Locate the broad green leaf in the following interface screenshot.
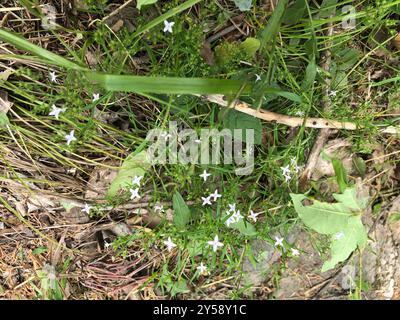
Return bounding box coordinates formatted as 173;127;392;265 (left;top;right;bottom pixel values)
0;112;10;128
240;37;260;57
332;187;368;212
291;187;368;272
231;219;258;236
290;188;368;234
233;0;253;11
137;0;158;10
283;0;307;25
259;0;289;49
107;150;150;198
223;109;262;145
332;158;348;193
322;217;367;272
225;215;257;237
172;192;191;228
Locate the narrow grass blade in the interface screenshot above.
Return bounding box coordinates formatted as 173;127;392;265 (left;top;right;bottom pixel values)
86;73;252;95
132;0;202;38
0;29;86;70
259;0;288;49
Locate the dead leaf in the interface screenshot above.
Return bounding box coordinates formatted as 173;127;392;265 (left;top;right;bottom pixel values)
200;42;215;65
311;138;354;181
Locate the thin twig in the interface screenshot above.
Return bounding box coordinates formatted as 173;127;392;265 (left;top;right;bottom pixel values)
201;94;399;134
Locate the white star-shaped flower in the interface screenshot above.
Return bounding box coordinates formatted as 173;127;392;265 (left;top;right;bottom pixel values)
284;173;292;182
274;236;284;247
255;74;261;82
334;231;345;240
225;215;236;227
227;203;236;213
291;248;300;256
248;210;260;222
163;20;175;33
93;93;100;102
207;235;224;252
164;237;176;252
81;203;91;214
154;204;164;213
49;104;65;119
281;165;291;176
210;189;221;201
199;169;211;182
329;90;337;97
65;130;77;145
201;196;212;206
49;71;57;83
197;262;208;275
130;188;141;200
232;210;243;223
132;175;143;187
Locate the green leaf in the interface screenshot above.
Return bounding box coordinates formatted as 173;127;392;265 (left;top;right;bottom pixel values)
332;158;348;193
301;55;317;90
231;219;258;236
333;48;360;71
0;29;85;70
290;187;368;272
172;192;191;228
259;0;289;49
32;247;48;255
233;0;253;11
223;109;262;145
137;0;158;10
107;150;150;198
319;0;338;18
0;112;10;128
353;156;366;177
283;0;307;25
322;217;367;272
224;214;257;237
240;37;260;57
87;73;253;95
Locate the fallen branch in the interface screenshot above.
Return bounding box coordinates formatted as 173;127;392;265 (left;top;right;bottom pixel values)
202;94;399;135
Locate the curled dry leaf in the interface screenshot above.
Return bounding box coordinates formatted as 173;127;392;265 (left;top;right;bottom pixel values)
311;138;354;181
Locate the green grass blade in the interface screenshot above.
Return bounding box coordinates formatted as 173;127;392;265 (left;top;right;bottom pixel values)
132;0;202;38
86;73;251;95
259;0;289;49
0;29;86;70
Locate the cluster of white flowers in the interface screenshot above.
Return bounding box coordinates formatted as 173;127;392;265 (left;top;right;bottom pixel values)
280;157;304;182
130;175;143;200
274;235;300;256
201;189;221;206
163;234;224;276
225;203;244;227
48;71;102;146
